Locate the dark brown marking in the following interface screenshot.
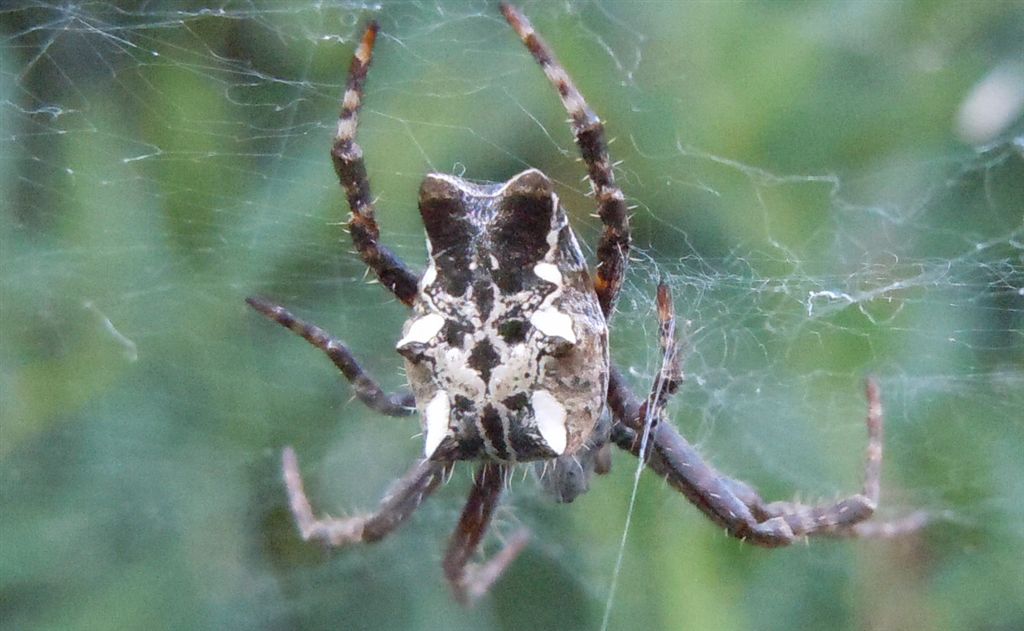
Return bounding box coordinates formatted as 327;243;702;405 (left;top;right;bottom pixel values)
442;319;470;348
419;178;475;295
493;174;555;292
468;338;500;384
480;404;510;460
497;319;528;344
473;277;495;320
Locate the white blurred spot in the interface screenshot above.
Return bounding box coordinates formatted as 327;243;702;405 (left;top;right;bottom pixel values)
956;63;1024;145
341;89;360;111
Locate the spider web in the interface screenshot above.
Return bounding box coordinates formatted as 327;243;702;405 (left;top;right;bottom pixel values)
2;2;1023;630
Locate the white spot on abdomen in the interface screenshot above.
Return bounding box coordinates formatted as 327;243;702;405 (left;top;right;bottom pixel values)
421;260;437;288
397;313;444;348
533;262;562;285
424;390;450;457
530;308;576;344
531;389;567;455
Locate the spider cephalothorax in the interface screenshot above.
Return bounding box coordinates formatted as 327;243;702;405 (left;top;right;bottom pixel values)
401;171;608;462
247;3;927;606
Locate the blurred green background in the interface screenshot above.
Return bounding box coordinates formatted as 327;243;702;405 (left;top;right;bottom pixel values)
2;1;1023;630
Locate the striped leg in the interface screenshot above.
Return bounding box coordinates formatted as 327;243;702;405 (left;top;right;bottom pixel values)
607;281;685;435
637;282;684;426
283;447;447;546
443;464;530;606
332;22;420;305
501;3;631;319
247;296;415;417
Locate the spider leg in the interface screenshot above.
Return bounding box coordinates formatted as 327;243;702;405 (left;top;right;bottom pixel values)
610;370;923;545
607;282;922;544
721;409;932;540
609;417;789;546
740;493;933;539
247;296;415;417
642;282;685;424
612;282;686;433
607;283;782;540
732;380;886;540
332;21;419;305
283;447;448;546
501;3;630;319
443;463;530;606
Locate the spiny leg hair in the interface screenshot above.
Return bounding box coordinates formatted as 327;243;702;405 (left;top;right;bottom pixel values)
443;463;530;606
501;3;631;319
283;447;448;546
332;21;420;305
247;296;415;417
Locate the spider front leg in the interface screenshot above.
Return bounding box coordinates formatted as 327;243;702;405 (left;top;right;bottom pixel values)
443;464;530;606
332;21;419;305
283;447;448;546
246;296;415;417
502;3;631;319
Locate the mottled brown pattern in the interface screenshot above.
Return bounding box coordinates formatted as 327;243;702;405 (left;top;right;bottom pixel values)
401;170;608;463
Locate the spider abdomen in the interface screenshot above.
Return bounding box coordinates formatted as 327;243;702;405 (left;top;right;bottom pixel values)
398;170;609;462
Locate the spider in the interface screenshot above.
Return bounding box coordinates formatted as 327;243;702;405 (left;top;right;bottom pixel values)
248;3;926;605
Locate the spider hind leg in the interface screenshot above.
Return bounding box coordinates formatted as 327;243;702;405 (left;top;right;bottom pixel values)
282;447;448;546
443;464;530;606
